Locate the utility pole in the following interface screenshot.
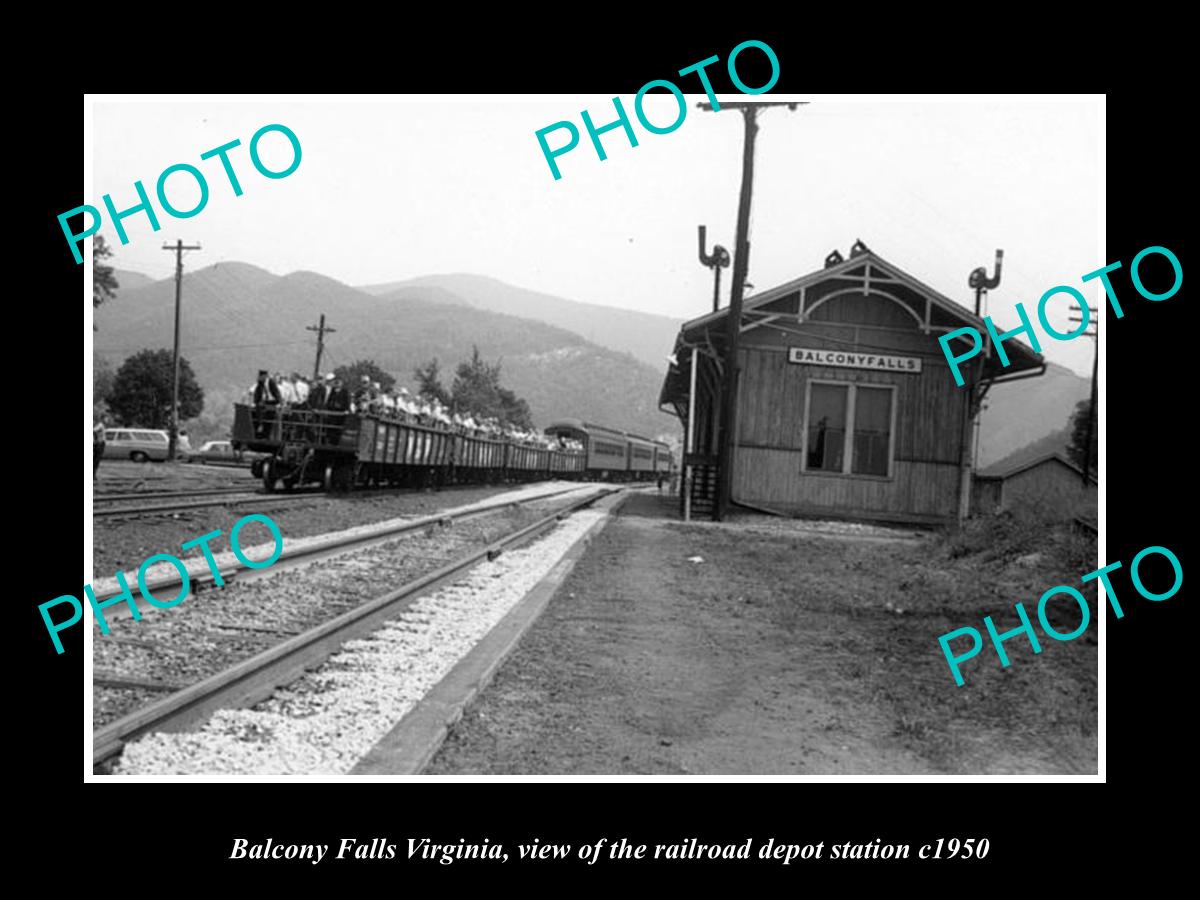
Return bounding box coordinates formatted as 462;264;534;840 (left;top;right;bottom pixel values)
307;313;336;380
162;239;201;461
700;100;802;521
1070;306;1099;486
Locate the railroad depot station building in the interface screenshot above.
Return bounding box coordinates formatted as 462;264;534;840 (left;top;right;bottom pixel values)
659;243;1045;524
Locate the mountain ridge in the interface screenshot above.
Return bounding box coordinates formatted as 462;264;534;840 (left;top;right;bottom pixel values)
96;264;677;442
359;272;683;371
98;263;1091;464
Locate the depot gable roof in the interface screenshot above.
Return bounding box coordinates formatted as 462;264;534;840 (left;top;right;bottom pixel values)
660;247;1045;412
689;250;1032;349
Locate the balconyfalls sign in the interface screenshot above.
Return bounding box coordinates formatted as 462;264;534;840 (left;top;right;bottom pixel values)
787;347;923;373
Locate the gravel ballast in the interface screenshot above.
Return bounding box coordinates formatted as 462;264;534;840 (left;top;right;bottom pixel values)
112;507;607;775
92;480;585;576
91;480;594;597
93;483;609;729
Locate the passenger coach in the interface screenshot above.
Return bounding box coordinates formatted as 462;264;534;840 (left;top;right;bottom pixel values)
543;419;672;481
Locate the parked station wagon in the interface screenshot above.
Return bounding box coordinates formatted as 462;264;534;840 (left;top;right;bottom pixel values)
103;428;170;462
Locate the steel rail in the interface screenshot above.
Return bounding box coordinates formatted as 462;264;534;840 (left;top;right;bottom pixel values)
92;486;620;770
95;487;256;502
93;492;323;518
93;479;586;518
89;483;598;607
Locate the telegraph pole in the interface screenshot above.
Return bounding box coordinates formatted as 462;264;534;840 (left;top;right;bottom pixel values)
1069;306;1099;486
307;314;336;380
162;239;201;461
700;100;802;521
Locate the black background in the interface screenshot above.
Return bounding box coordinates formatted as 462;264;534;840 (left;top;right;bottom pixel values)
19;23;1189;887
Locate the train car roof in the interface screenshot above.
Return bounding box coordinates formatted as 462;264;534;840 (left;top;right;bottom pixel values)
545;419;630;438
543;418;588;433
545;420;669;448
626;431;670;448
583;421;631;436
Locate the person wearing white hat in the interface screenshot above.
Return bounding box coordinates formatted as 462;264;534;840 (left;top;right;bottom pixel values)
276;371;296;406
292;372;310;406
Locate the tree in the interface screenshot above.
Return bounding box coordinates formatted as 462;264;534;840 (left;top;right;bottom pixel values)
1066;398;1097;476
94;354;116;406
497;386;533;429
333;359;395;393
108;349;204;429
93;235;119;309
93;353;116;422
413;358;451;405
450;345;533;427
452;346;501;416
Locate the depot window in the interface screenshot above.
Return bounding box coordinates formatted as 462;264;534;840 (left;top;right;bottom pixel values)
803;381;896;478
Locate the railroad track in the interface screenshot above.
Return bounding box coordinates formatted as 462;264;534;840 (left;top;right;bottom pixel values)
93;480;579;519
90;482;600;611
93;491;326;518
92;484;620;771
95;487;255;502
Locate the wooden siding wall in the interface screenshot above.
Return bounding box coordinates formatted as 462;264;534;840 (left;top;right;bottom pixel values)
971;479;1003;516
1002;460;1097;517
736;345;966;464
734;453;961;521
730;290;970;521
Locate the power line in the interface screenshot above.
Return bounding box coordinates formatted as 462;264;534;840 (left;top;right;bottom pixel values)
162;240;201;461
699;100;804;522
306;314;336;380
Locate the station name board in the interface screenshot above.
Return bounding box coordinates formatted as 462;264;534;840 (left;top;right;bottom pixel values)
787;347;922;373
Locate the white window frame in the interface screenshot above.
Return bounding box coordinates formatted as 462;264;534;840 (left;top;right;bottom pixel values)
800;379;898;480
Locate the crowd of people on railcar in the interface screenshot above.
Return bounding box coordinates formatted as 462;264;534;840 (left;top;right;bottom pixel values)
245;369;582;450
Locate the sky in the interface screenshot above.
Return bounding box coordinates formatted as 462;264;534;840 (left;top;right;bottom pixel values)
90;96;1101;376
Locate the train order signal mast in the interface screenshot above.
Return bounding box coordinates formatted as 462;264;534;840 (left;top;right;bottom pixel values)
699;100;804;521
960;250;1003;521
697;225;730;314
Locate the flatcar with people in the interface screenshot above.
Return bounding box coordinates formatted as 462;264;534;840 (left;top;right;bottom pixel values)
232;403;588;492
231;405;673;492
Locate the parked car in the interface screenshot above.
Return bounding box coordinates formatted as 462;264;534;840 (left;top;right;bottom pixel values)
103;428;171;462
192;440;244;463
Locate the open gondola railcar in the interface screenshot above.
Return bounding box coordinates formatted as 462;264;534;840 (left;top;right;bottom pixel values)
232;403;585;491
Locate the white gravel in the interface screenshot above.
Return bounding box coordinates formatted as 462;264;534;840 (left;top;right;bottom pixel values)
676;514;922;542
114;507;607;775
90;480;598;599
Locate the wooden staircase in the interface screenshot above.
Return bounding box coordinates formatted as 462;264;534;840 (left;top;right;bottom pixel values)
683;454;718;520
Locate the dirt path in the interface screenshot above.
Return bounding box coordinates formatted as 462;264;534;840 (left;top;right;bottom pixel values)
426;495;1097;775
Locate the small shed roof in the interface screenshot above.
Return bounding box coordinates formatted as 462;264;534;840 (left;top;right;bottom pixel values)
976;448;1096;484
